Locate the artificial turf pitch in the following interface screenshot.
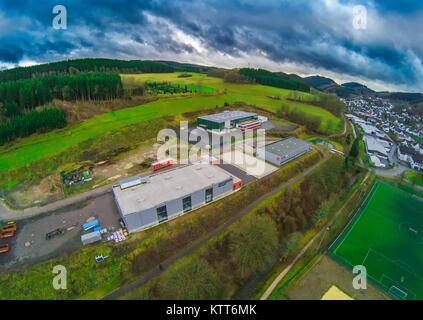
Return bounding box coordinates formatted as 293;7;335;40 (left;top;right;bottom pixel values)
330;181;423;300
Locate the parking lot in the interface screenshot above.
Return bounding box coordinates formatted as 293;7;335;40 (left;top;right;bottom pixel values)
0;192;120;269
220;149;278;179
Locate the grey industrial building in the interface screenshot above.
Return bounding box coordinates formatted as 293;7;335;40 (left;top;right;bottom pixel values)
197;110;258;131
257;137;311;166
112;164;234;233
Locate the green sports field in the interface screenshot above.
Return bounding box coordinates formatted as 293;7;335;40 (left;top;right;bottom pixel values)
330;181;423;300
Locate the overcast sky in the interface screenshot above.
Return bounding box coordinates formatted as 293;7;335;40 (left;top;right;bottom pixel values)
1;0;422;92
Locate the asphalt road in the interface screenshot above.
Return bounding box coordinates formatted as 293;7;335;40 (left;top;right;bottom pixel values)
217;163;257;184
0;184;112;221
373;163;409;178
103;154;330;300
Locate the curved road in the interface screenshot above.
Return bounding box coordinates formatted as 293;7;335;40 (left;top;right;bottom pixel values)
373;164;409;178
103;154;331;300
328;116;347;139
0;184;112;221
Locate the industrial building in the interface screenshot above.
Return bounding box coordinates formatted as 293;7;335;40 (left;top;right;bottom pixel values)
112;164;236;233
363;135;389;159
197;110;259;131
256;137;311;166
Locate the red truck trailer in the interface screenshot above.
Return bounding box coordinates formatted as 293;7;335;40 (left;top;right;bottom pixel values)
151;158;173;171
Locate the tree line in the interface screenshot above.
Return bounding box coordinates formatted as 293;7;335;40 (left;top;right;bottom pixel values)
0;108;67;145
277;103;323;132
0;73;123;118
239;68;311;92
0;58;174;83
146;82;192;94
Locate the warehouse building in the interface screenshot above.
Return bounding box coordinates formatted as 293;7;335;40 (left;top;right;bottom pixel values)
197;110;258;131
256;137;311;166
363;135;389;158
112;164;235;233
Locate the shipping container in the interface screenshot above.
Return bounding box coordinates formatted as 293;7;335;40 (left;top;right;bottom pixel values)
82;219;99;231
81;231;102;245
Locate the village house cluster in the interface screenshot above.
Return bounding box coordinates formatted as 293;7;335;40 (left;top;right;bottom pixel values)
344;96;422;171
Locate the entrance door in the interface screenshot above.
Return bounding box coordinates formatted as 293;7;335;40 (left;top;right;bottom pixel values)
205;188;213;203
156;205;168;223
182;196;192;212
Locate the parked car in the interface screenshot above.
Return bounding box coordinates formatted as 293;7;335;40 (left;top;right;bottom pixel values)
0;244;10;254
0;230;15;239
45;228;65;240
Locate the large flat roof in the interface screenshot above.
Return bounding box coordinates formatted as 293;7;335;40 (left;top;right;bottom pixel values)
113;164;233;216
262;137;310;157
198;110;257;123
364;135;388;156
360;123;379;135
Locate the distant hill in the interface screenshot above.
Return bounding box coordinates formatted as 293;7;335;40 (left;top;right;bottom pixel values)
0;58;213;83
303;75;336;88
240;68;311;92
154;60;214;73
1;58;421;103
301;76;352;97
388;92;423;104
341;82;375;95
301;76;423;106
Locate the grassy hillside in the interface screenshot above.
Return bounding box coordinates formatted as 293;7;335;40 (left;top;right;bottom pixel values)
122;73;340;128
0;72;341;184
0;94;229;173
404;170;423;187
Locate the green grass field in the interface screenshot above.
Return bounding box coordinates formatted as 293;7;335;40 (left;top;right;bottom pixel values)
330;181;423;300
0;94;228;173
0;72;341;176
404;170;423;188
123;73;340;128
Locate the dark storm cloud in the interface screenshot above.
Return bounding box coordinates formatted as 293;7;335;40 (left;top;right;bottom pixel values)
0;0;422;91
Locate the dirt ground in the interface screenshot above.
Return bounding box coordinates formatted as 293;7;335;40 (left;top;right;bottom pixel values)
92;144;159;185
286;255;389;300
7;174;64;208
0;193;120;270
6;143;159;208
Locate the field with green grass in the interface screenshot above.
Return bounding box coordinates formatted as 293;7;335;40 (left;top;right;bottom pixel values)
404;170;423;188
123;73;340;130
0;72;341;188
330;181;423;300
0;94;229;174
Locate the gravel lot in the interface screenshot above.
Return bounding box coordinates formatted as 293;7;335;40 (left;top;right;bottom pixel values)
0;192;120;269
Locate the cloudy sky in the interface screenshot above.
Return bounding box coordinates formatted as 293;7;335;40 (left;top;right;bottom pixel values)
1;0;422;92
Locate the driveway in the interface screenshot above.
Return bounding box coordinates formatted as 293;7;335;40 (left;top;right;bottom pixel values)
0;184;112;222
217;163;257;185
220;149;278;178
0;193;120;269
